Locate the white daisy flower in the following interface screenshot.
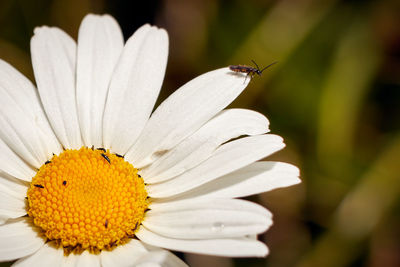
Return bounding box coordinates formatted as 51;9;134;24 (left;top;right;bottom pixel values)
0;14;300;266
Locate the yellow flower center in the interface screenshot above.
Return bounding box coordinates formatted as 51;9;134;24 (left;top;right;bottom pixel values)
26;147;148;254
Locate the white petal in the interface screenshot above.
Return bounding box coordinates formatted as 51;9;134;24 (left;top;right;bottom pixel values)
31;26;82;149
75;251;100;267
76;14;124;148
0;60;62;168
0;218;44;261
0;175;28;224
150;198;271;216
0;173;28;196
137;227;269;257
135;250;188;267
144;199;272;239
0;138;36;181
103;24;169;154
142;108;270;183
147;134;285;198
144;210;268;240
165;161;301;201
125;67;250;168
13;242;63;267
100;239;148;267
62;252;79;267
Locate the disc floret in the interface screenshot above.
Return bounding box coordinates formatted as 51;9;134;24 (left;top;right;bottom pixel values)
27;147;148;253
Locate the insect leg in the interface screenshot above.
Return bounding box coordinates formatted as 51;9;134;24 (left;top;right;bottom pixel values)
244;72;250;84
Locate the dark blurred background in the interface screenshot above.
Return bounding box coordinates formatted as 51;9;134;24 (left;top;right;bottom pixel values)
1;0;400;266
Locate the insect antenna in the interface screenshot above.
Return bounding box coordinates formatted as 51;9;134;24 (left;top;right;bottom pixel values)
260;61;278;73
251;60;260;71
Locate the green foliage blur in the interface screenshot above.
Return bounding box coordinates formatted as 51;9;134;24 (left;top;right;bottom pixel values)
0;0;399;266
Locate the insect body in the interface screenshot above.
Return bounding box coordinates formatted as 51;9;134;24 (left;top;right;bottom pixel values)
34;184;44;188
101;153;111;164
229;60;276;83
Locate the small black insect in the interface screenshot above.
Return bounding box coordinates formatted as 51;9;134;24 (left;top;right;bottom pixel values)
138;174;142;178
229;60;277;83
97;148;106;152
45;160;51;165
101;153;111;164
62;181;67;186
105;219;108;228
34;184;44;188
115;153;124;158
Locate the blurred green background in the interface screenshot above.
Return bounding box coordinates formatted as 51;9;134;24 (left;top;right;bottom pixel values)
0;0;399;266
